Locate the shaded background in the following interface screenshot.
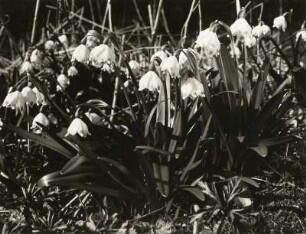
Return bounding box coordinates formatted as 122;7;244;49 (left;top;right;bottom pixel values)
0;0;305;41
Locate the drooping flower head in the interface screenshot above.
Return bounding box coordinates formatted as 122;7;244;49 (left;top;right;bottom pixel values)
89;44;116;72
71;44;90;64
195;28;221;59
66;118;90;138
273;15;287;32
32;87;46;105
32;112;50;134
244;36;256;48
21;86;37;106
181;78;205;100
30;49;44;69
20;61;34;75
57;74;70;91
160;56;180;77
68;65;79;77
58;35;69;49
296;30;306;42
44;40;55;52
2;91;25;114
126;60;140;76
139;71;162;93
81;30;103;50
150;50;168;64
252;22;271;38
230;18;252;40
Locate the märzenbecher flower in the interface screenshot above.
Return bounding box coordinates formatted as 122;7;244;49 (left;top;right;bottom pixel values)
66;118;90;138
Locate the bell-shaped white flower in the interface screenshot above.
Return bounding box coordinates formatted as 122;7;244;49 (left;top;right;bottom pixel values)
30;49;44;69
150;50;168;64
139;71;162;93
127;60;140;76
89;44;116;69
71;44;90;64
230;18;252;40
252;23;271;38
20;61;34;75
273;15;287;32
85;112;102;125
32;112;50;134
230;46;241;59
235;197;253;207
244;36;256;48
32;87;45;105
160;56;180;77
44;40;55;52
68;65;79;77
21;86;37;106
58;35;69;49
195;29;221;59
181;78;204;100
2;91;25;114
66;118;90;138
57;74;70;91
178;49;200;70
296;30;306;42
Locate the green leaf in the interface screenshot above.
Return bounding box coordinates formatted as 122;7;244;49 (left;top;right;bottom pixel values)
180;187;205;201
5;124;73;159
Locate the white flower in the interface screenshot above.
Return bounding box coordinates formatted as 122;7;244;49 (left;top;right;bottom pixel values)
89;44;116;69
2;91;25;114
58;35;69;49
138;71;162;93
244;36;256;48
181;78;204;100
101;62;114;73
57;74;70;91
230;18;252;39
21;86;37;106
273;15;287;32
32;87;45;105
68;65;79;77
44;40;55;52
32;113;50;134
30;49;44;69
20;61;33;75
235;197;252;207
150;50;168;64
252;23;271;38
195;29;221;59
127;60;140;76
85;112;102;125
160;56;180;77
71;44;90;64
178;49;200;70
230;46;241;58
66;118;90;138
296;30;306;42
83;30;102;50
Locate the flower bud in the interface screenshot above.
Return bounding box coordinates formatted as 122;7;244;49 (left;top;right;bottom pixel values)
32;112;50;134
181;78;204;100
160;56;180;78
85;112;102;125
71;44;90;64
139;71;162;93
21;86;37;106
2;91;25;114
66;118;90;138
127;60;140;76
296;30;306;42
44;40;55;52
